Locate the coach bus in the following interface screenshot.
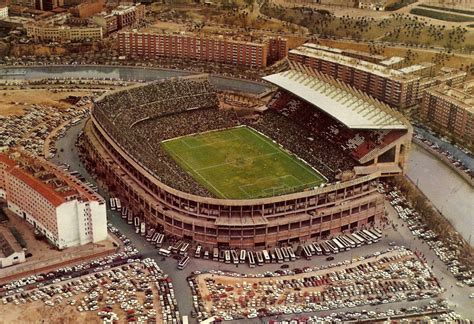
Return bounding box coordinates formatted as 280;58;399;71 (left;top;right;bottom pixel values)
239;250;246;264
133;217;139;228
158;248;171;257
313;243;323;256
248;251;256;268
363;229;379;243
212;248;219;261
343;235;357;248
127;212;133;225
287;247;296;261
275;248;283;263
326;240;339;254
368;228;382;240
281;247;290;262
255;251;264;265
115;198;121;212
156;234;164;247
307;243;315;255
348;233;362;247
352;232;367;245
178;256;190;270
262;250;271;264
319;242;330;255
270;251;277;263
224;250;231;264
302;246;312;260
332;238;346;251
146;228;155;241
231;250;239;264
195;245;202;258
121;206;128;219
151;233;160;245
180;243;190;256
357;231;372;244
110;198;116;211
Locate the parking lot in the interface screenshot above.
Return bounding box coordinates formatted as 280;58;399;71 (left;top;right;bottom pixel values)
188;248;442;321
0;259;177;323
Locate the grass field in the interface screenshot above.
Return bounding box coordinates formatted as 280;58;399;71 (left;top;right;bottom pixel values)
410;8;474;22
161;127;326;199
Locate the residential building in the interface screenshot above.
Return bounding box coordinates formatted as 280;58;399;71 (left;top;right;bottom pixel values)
118;31;288;68
0;6;9;18
112;4;144;29
26;23;103;40
421;83;474;148
288;43;421;109
0;151;107;249
69;0;105;18
91;13;118;34
0;227;25;268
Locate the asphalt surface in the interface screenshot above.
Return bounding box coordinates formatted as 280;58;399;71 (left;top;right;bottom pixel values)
52;120;474;322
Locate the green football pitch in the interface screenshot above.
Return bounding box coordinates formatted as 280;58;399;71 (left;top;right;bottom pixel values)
161;126;326;199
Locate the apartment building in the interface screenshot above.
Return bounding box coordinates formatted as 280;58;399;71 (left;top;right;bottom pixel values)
288;43;421;109
112;4;144;29
0;151;107;249
118;31;288;68
0;6;9;18
421;83;474;148
26;23;102;40
69;0;105;18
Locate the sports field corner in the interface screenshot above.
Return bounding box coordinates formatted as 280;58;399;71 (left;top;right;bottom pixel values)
161;126;326;199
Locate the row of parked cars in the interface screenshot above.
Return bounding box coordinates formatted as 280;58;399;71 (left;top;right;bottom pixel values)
187;247;443;321
384;186;473;286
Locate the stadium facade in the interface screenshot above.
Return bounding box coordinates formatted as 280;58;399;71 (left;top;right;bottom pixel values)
81;72;412;249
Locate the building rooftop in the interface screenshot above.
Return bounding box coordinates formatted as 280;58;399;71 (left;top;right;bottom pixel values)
263;64;408;130
0;152;104;207
290;43;419;81
429;85;474;114
0;228;23;258
379;56;404;66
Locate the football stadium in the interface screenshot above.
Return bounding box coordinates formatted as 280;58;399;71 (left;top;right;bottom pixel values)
81;64;413;248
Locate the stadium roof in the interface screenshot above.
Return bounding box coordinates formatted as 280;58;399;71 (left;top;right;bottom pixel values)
263;67;408;130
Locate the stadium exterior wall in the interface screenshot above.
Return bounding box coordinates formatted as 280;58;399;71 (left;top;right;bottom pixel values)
81;116;385;249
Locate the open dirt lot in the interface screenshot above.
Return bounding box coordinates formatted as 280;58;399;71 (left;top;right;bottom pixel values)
0;89;89;116
0;206;116;282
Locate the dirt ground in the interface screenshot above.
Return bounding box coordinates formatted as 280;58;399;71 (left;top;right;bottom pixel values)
0;206;116;281
0;89;89;116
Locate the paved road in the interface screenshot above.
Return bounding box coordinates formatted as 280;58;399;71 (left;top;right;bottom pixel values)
52;120;474;322
407;144;474;243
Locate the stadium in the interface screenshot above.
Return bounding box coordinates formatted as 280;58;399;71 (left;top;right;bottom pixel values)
81;64;412;248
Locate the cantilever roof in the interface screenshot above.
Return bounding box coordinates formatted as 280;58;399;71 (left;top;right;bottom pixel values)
263;68;407;130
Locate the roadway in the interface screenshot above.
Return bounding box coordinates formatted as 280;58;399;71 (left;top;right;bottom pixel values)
52;119;474;322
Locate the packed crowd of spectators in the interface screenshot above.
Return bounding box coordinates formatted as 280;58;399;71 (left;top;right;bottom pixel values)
269;90;404;161
92;78;367;197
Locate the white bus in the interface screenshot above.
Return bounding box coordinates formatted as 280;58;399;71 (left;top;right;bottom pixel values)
212;248;219;261
281;247;290;262
326;240;339;254
239;250;246;264
127;212;133;225
182;315;189;324
134;217;140;228
156;234;164;247
121;206;128;219
146;228;155;241
343;235;358;248
151;232;160;245
262;250;271;264
275;248;283;263
368;228;382;240
352;232;366;245
114;198;121;211
231;250;239;264
357;231;373;244
363;229;379;242
178;256;190;270
224;250;231;264
195;245;202;258
332;238;347;251
179;243;190;256
313;243;323;256
109;198;116;211
255;251;264;265
140;222;146;236
287;246;296;261
307;243;315;255
158;248;171;257
302;246;312;260
320;242;331;255
247;251;256;268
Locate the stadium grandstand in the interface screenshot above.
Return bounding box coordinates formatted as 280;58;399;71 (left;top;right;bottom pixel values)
81;72;412;248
